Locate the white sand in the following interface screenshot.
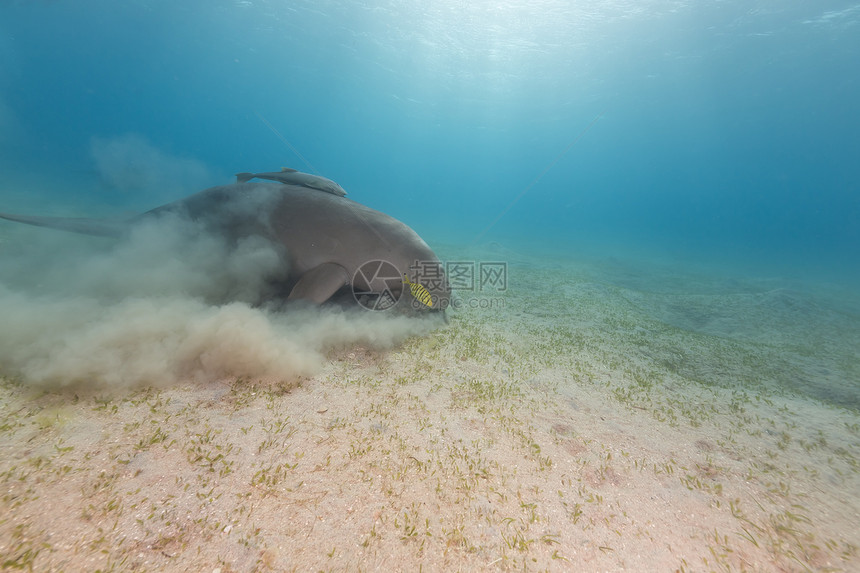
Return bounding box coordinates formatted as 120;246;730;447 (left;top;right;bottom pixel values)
1;248;858;572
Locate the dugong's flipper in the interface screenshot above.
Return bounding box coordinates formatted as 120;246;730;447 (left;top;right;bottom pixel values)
286;262;350;304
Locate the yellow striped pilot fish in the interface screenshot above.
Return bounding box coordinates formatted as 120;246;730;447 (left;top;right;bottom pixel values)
402;274;433;308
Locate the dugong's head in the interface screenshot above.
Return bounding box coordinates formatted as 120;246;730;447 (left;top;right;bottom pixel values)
349;240;450;317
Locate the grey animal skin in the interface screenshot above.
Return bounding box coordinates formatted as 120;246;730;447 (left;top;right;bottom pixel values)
0;182;450;315
236;168;347;197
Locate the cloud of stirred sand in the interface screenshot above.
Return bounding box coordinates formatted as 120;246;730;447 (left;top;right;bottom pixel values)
90;134;214;203
0;213;438;390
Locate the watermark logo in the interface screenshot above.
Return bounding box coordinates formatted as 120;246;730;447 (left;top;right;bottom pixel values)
351;259;403;311
445;261;507;292
351;259;509;311
444;261;508;310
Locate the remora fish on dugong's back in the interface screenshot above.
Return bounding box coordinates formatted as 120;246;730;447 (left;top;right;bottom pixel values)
0;179;450;315
236;167;347;197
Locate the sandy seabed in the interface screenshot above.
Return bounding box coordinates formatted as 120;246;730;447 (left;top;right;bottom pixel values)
1;246;859;572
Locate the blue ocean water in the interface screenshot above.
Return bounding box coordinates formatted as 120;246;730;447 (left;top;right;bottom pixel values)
1;0;858;280
3;6;860;570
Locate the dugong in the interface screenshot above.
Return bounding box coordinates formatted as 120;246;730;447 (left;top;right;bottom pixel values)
0;180;450;315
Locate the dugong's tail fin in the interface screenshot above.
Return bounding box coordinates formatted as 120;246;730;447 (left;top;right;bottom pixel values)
235;172;254;183
0;212;126;238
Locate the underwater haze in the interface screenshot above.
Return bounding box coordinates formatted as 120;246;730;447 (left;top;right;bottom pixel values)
4;3;860;571
1;0;858;282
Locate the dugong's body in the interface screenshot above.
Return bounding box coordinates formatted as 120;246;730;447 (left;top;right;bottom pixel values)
0;181;450;315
